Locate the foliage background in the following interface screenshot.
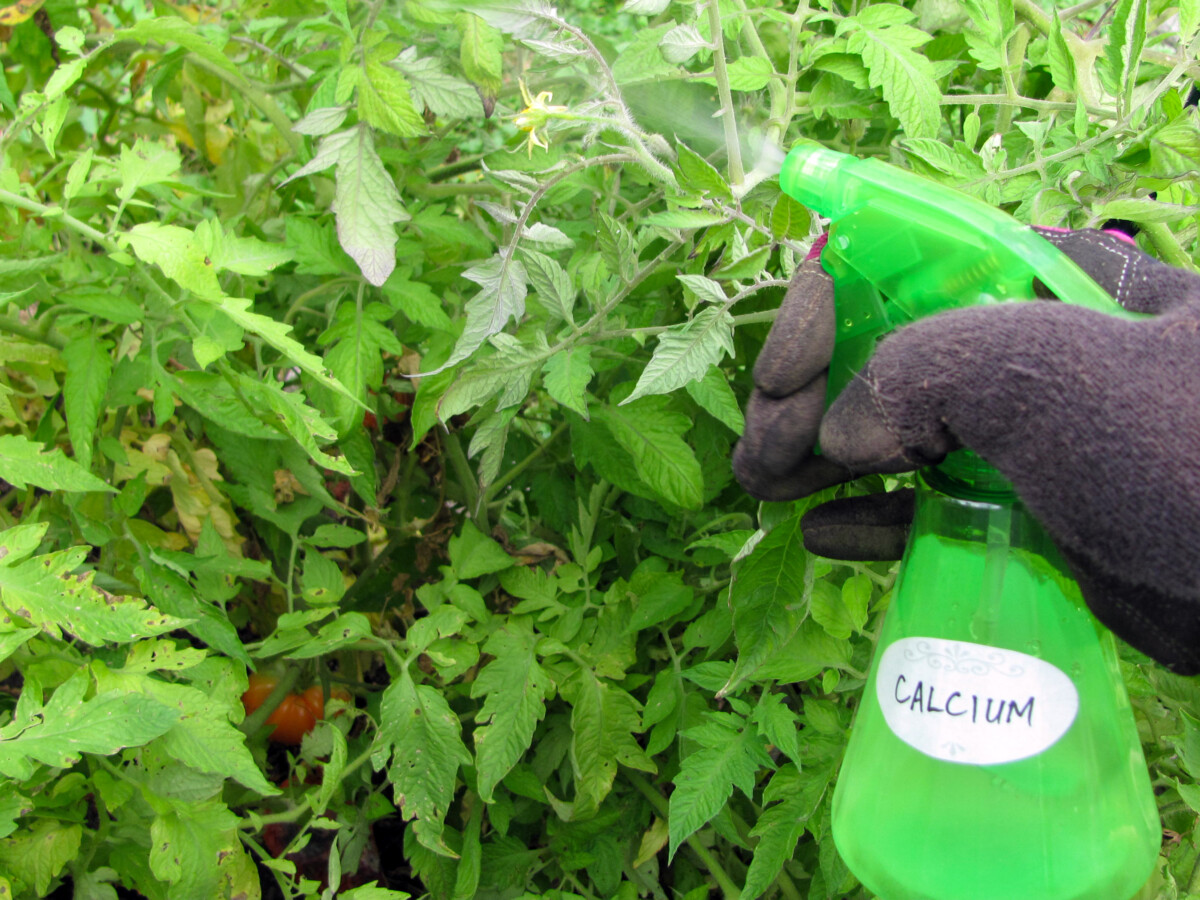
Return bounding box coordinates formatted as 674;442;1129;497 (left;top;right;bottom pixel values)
0;0;1199;897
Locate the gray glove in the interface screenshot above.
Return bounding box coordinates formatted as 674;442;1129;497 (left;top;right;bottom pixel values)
733;229;1200;674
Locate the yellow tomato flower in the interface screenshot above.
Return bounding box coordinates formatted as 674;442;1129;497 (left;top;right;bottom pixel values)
513;79;567;157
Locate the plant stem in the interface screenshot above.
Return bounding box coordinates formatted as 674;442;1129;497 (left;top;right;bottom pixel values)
481;421;567;507
0;189;113;247
1141;222;1199;272
941;93;1114;118
707;0;745;187
625;772;741;900
443;430;480;522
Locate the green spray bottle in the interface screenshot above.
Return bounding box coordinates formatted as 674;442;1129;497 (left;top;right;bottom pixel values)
777;144;1160;900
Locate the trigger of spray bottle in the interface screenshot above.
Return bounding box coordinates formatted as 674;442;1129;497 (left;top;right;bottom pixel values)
776;145;1159;900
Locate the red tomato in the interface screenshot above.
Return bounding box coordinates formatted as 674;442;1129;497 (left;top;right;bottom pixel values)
242;675;329;746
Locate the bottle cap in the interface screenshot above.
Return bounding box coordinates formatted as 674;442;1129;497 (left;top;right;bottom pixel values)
925;449;1015;501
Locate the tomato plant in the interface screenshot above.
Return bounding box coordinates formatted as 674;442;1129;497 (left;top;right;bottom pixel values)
243;676;330;745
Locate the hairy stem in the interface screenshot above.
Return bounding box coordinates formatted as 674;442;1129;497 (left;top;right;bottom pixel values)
707;0;745;186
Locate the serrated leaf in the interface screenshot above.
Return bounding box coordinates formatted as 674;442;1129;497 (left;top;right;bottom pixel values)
643;209;729;229
597;214;638;282
668;714;770;859
810;579;859;639
0;547;185;645
161;711;279;795
458;12;504;96
119;17;238;75
377;671;473;855
218;297;359;407
845;20;940;138
330;126;410;286
1095;197;1199;224
623;306;734;404
149;800;241;899
724;512;809;692
449;520;513;579
0;435;114;493
594;397;704;509
697;56;774;91
1047;12;1077;94
660;23;709;64
393;48;482;118
359;57;427;137
570;670;655;815
0;676;179;779
624;0;670;12
770;193;811;241
122;223;224;300
62;336;112;471
471;623;552;802
0;821;82;896
1102;0;1147;107
431;252;527;373
522;249;576;325
675;141;732;199
293;105;349;136
740;764;832;900
677;274;728;305
685;366;744;434
542;346;593;418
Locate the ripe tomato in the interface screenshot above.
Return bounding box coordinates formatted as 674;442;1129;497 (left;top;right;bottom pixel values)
242;675;333;746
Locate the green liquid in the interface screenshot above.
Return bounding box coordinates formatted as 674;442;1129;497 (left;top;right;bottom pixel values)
832;505;1158;900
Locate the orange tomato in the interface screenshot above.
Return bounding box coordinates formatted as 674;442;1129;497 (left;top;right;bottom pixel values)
242;675;334;746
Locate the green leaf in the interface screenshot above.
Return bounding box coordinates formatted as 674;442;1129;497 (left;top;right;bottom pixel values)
677;274;728;305
458;13;503;97
434;252;528;373
119;17;238;75
449;520;514;579
597;214;638;283
471;623;553;802
0;675;179;780
810;579;863;640
543;346;593;418
594;397;704;510
1102;0;1147;106
724;514;809;692
0;546;185;645
753;691;802;767
62;336;112;471
843;17;940;138
149;800;241;899
623;306;735;404
659;23;709;64
198;221;294;276
114;139;183;202
0;820;82;896
696;56;774;91
626;571;695;633
0;435;114;493
122;223;223;300
569;670;655;815
1046;12;1077;94
393;48;482;118
642;209;729;229
359;56;427;137
218;298;359;408
675;141;732;200
160;711;279;795
1094;197;1199;224
331;126;410;287
740;764;833;900
377;671;473;856
770;193;811;241
523;249;577;325
668;713;771;859
685;366;744;434
285;217;355;276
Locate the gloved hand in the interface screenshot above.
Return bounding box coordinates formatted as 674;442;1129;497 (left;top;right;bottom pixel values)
732;229;1200;674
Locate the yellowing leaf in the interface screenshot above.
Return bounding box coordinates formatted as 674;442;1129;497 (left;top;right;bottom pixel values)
0;0;45;26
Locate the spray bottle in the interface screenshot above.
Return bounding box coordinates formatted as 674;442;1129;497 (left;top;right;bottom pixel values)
777;144;1160;900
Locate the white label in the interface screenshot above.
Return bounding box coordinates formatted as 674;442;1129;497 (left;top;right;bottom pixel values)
875;637;1079;765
